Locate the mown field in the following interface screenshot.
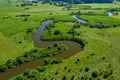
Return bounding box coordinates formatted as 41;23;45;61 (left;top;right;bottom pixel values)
0;0;120;80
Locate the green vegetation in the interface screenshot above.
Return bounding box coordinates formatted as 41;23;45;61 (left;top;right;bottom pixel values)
0;44;67;72
0;1;66;66
41;0;114;4
78;15;120;28
0;0;120;80
0;32;21;65
42;22;74;40
49;15;76;22
11;25;120;80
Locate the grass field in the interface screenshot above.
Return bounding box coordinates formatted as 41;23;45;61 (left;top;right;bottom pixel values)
78;15;120;26
11;25;120;80
0;32;22;65
42;22;74;40
0;0;120;80
0;1;66;65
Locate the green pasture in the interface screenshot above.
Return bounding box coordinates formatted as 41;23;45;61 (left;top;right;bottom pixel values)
0;0;120;80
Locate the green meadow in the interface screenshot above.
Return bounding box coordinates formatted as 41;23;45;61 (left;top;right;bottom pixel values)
78;15;120;26
0;32;21;64
0;0;120;80
0;2;65;65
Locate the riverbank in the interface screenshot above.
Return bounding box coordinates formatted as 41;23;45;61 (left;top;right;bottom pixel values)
0;19;83;80
1;2;120;80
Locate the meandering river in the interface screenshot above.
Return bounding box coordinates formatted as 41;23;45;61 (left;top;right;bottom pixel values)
72;15;87;23
0;12;113;80
0;18;83;80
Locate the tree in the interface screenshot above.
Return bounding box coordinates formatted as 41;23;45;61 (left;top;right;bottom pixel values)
0;65;8;72
41;0;114;4
8;0;11;4
62;76;67;80
54;30;61;35
92;71;98;78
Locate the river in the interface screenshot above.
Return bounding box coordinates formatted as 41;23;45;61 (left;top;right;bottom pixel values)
0;19;83;80
108;12;113;16
72;15;87;23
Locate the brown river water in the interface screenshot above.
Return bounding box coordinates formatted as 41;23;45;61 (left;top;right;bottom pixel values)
0;20;82;80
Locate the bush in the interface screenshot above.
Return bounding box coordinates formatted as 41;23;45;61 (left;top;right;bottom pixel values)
16;57;25;64
36;66;46;72
14;75;27;80
92;71;98;78
44;58;62;65
103;70;113;79
46;22;55;30
70;75;75;80
0;65;8;72
0;44;67;72
24;17;28;21
54;30;61;35
6;60;14;68
62;76;67;80
27;28;33;33
84;67;89;72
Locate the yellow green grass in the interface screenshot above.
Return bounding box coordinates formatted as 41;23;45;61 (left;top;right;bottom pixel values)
0;32;22;65
0;1;120;80
78;15;120;26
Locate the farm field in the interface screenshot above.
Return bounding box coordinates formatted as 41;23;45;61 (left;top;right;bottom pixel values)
0;0;120;80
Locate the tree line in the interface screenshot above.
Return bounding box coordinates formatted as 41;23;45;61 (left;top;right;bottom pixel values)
41;0;114;4
0;44;67;72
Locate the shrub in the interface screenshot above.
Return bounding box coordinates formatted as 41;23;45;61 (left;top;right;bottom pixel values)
70;75;75;80
55;71;58;75
68;69;71;73
0;65;8;72
62;76;67;80
15;75;27;80
44;58;62;65
103;70;113;79
6;60;14;68
64;66;67;70
0;44;67;72
36;66;46;72
24;17;28;21
16;57;25;64
54;30;61;35
92;71;98;78
84;67;89;72
27;28;33;33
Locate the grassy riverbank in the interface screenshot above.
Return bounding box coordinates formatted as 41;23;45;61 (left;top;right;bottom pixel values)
11;3;120;80
0;44;67;72
0;0;120;80
11;25;120;80
0;1;64;65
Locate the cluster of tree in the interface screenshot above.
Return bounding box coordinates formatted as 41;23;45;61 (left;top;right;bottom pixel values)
0;44;67;72
12;63;114;80
21;1;38;6
15;14;30;17
42;22;85;48
44;58;62;65
82;0;113;3
107;8;120;12
72;11;108;16
89;23;118;29
41;0;114;4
